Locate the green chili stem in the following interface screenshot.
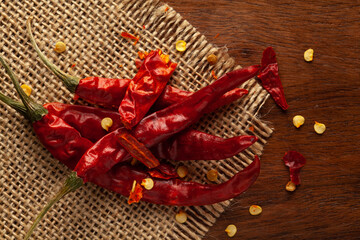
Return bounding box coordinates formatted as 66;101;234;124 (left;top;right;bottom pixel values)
0;55;48;122
0;92;27;117
24;172;83;240
26;17;80;93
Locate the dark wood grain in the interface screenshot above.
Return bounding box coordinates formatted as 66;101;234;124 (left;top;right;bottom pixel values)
166;0;360;239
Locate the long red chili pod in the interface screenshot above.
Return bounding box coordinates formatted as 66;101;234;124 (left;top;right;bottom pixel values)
117;128;160;168
152;129;258;161
94;155;260;206
75;65;260;181
257;47;288;110
118;50;177;129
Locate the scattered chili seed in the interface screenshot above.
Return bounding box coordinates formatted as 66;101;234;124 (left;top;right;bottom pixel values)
211;70;218;79
249;205;262;215
225;224;237;237
54;41;66;53
286;181;296;192
101;117;113;131
314;121;326;134
293;115;305;128
70;63;76;68
207;54;217;65
249;125;254;132
175;210;187;223
20;84;32;96
206;169;218;182
175;40;187;52
214;33;220;39
304;48;314;62
141;178;154;190
177;166;188;178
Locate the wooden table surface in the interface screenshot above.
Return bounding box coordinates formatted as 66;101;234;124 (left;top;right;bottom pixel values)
166;1;360;239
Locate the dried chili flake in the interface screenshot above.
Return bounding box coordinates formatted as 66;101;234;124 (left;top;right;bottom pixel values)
70;63;76;68
214;33;220;39
128;181;144;204
137;51;148;60
164;6;169;12
142;25;146;29
249;125;254;132
211;70;218;79
121;31;140;45
283;151;306;185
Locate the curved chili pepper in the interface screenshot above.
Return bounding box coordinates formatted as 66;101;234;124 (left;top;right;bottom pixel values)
152;129;258;161
257;47;288;110
0;55;93;169
75;64;260;181
119;50;177;129
94;155;260;206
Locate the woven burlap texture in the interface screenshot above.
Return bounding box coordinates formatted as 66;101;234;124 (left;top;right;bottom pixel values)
0;0;273;239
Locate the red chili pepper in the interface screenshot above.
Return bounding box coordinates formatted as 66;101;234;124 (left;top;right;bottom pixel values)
257;47;289;110
283;151;306;185
75;64;260;181
118;50;177;129
152;129;258;161
94;155;260;206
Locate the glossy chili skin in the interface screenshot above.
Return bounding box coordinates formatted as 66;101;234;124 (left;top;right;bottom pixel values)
75;65;260;182
94;156;260;206
119;50;177;128
152;129;258;161
257;47;288;110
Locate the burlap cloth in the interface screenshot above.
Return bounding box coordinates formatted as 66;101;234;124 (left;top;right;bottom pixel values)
0;0;273;239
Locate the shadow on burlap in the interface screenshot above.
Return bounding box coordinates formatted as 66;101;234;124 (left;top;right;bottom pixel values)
0;0;273;239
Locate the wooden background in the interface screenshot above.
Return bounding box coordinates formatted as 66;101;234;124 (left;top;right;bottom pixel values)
166;0;360;239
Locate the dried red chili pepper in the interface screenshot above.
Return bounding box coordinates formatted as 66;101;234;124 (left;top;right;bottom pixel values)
283;151;306;185
95;155;260;205
0;56;93;170
152;129;258;161
75;64;260;181
118;50;177;129
257;47;289;110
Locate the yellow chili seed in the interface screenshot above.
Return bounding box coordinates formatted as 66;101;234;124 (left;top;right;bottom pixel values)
101;117;113;131
225;224;237;237
54;41;66;53
293;115;305;128
20;84;32;96
314;121;326;134
286;181;296;192
207;54;217;65
141;178;154;190
249;205;262;216
304;48;314;62
175;40;187;52
177;166;188;178
175;210;187;223
206;169;218;182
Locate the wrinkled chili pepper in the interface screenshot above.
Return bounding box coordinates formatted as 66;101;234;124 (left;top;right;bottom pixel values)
0;56;93;170
152;129;258;161
118;50;177;129
283;151;306;185
257;47;288;110
28;19;247;112
75;64;260;181
94;155;260;206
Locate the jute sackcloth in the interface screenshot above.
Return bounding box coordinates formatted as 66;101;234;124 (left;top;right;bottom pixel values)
0;0;273;239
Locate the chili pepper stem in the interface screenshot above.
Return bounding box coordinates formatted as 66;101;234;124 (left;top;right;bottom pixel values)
0;55;48;122
0;92;27;117
24;172;83;240
26;17;80;93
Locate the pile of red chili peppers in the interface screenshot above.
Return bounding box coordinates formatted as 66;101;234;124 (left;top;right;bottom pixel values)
0;18;288;239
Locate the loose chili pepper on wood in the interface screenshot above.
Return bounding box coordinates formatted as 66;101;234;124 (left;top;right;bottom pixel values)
118;50;177;129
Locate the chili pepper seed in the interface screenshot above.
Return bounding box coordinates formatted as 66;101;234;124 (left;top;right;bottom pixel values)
54;41;66;53
20;84;32;96
177;166;188;178
225;224;237;237
175;210;187;223
141;178;154;190
304;48;314;62
286;181;296;192
293;115;305;128
175;40;187;52
206;169;218;182
314;121;326;134
207;54;217;65
249;205;262;215
101;117;113;131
